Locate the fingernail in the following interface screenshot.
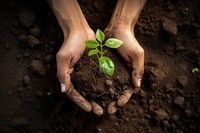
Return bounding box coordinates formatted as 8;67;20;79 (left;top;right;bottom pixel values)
96;109;103;116
137;79;141;87
61;83;66;92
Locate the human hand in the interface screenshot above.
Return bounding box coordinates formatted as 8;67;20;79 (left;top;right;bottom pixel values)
104;27;144;114
48;0;105;115
56;29;103;115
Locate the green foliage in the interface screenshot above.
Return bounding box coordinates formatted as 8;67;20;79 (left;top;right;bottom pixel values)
85;40;99;48
105;38;123;48
85;29;123;76
96;29;105;42
182;7;189;16
192;68;199;73
99;56;114;76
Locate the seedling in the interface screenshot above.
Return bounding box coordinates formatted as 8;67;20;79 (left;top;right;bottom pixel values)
182;7;189;16
192;68;199;73
85;29;123;76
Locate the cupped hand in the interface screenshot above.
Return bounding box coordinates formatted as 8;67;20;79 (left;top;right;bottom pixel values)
105;27;144;88
56;29;103;115
105;27;145;114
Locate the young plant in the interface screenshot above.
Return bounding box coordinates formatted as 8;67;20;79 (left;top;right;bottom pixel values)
182;7;189;16
85;29;123;76
192;68;199;73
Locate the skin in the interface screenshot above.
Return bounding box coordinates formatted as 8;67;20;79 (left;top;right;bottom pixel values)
47;0;146;115
105;0;147;109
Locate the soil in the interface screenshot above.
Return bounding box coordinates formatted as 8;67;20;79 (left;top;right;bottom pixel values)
72;49;133;109
0;0;200;133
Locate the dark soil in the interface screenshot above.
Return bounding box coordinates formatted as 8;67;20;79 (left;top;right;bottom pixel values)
0;0;200;133
72;50;132;109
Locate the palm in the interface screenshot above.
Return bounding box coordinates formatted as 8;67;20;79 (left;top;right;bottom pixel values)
105;29;144;87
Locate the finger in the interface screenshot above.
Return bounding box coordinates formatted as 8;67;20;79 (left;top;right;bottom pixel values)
132;70;143;88
56;51;71;92
67;84;92;112
131;48;144;88
90;101;104;116
107;101;118;114
60;67;74;93
59;74;71;93
117;89;134;107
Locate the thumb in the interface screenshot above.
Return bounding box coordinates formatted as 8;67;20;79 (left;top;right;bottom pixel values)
60;73;71;93
56;51;72;93
131;46;144;88
132;69;143;88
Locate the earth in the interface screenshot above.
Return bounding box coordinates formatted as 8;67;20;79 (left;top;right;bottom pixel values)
0;0;200;133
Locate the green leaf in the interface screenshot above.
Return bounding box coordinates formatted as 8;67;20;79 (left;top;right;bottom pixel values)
105;38;123;48
99;56;114;76
88;49;98;56
96;29;105;43
85;40;100;48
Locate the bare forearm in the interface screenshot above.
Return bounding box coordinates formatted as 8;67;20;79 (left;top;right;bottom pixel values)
47;0;90;37
109;0;147;29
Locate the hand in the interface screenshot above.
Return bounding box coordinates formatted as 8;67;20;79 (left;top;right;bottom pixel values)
105;27;144;87
56;29;103;115
105;27;145;114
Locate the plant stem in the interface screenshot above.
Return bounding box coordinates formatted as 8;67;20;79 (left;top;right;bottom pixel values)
100;42;103;57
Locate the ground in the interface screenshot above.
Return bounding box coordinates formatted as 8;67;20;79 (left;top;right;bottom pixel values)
0;0;200;133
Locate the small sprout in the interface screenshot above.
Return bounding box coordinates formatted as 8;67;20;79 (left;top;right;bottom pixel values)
46;92;54;101
46;92;51;96
182;7;189;16
192;68;199;73
85;29;123;76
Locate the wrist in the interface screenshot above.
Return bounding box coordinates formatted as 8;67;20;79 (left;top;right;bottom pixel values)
49;0;91;38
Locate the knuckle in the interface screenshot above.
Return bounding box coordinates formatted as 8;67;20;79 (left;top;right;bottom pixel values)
137;47;144;56
130;46;145;58
56;51;69;61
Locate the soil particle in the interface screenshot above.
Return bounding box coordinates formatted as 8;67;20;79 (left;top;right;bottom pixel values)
174;96;185;106
44;44;54;54
184;109;192;117
27;35;40;48
44;55;54;63
153;109;168;122
148;99;154;104
10;117;28;127
23;75;30;85
18;34;27;42
170;114;179;122
197;107;200;114
29;26;41;37
105;79;113;87
166;2;173;11
165;83;175;92
176;129;184;133
30;60;46;76
162;17;177;35
145;66;166;90
5;43;10;49
162;120;169;127
18;11;35;28
177;75;188;86
23;50;32;58
94;1;106;12
35;91;44;97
